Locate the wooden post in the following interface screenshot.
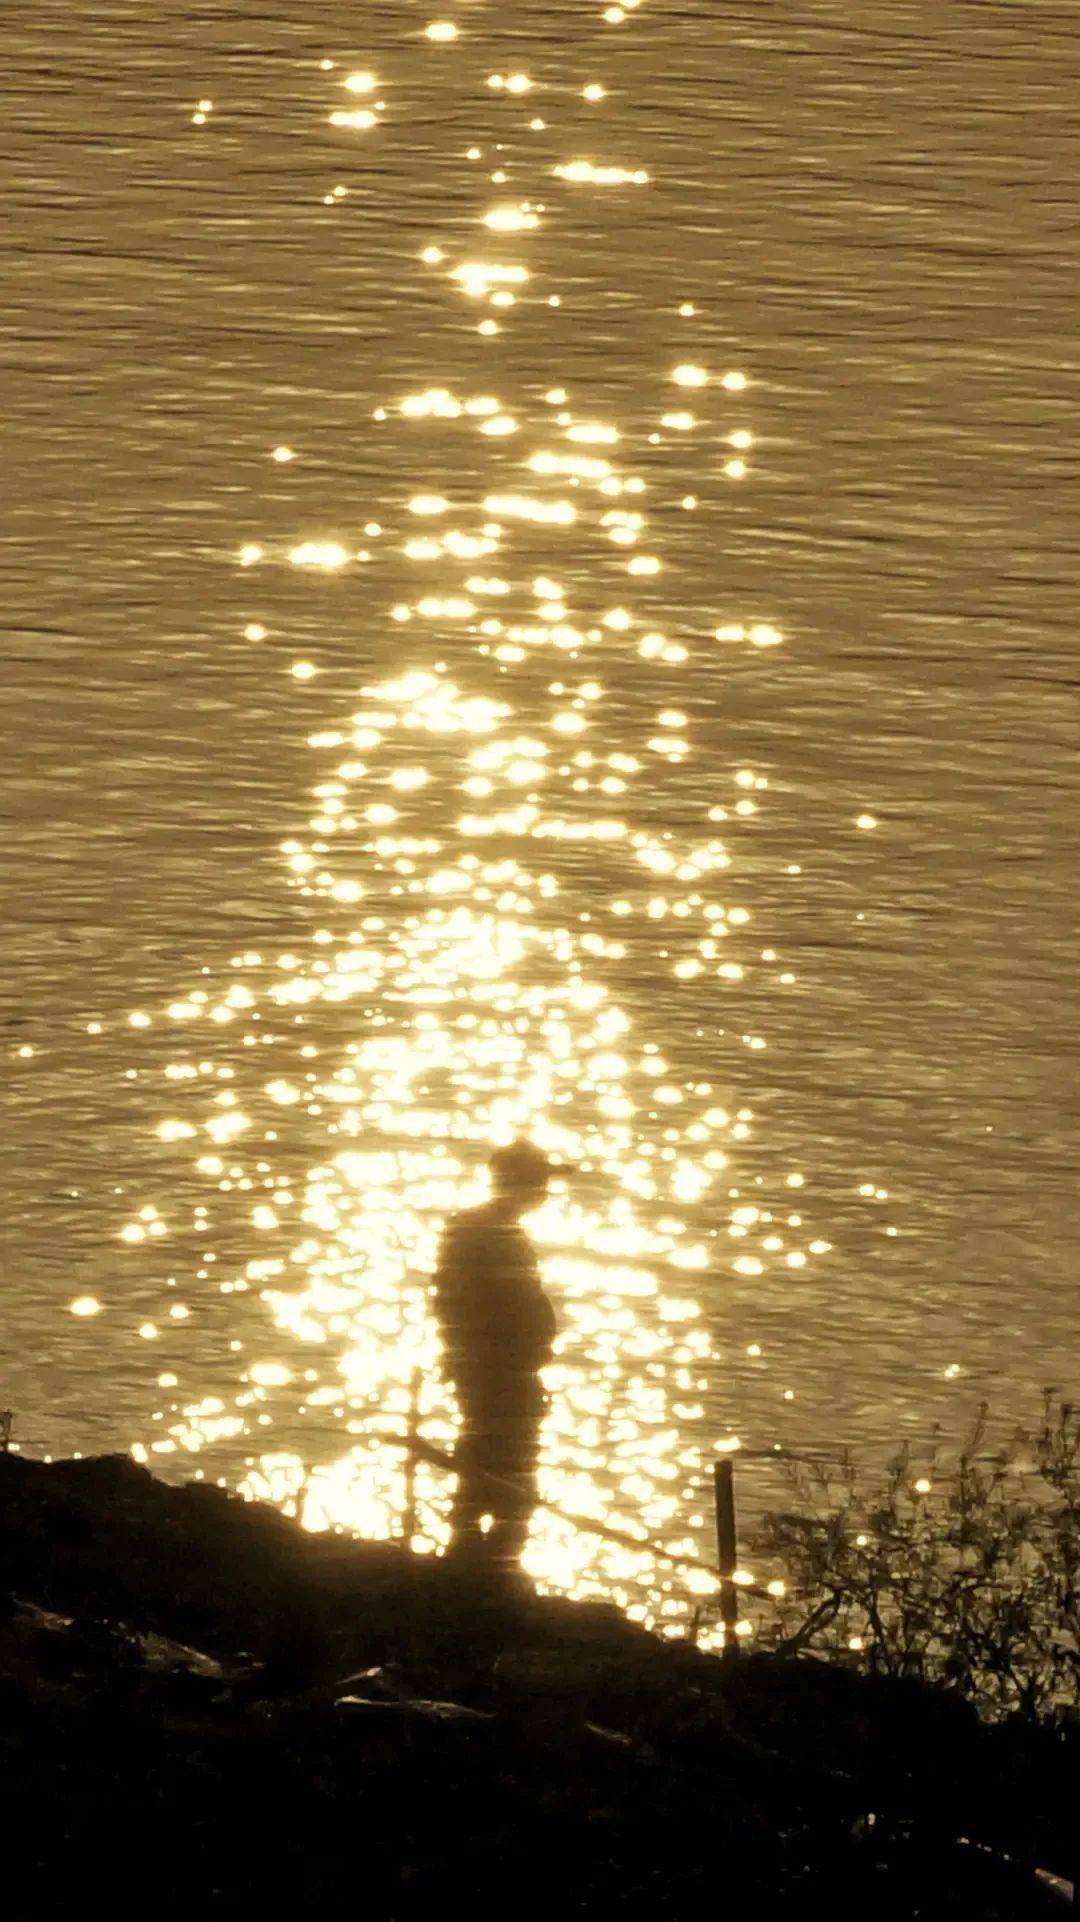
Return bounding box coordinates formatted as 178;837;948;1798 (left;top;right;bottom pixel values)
402;1371;421;1546
714;1457;740;1653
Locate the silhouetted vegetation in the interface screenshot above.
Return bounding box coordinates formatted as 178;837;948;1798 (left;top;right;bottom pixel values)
1;1448;1076;1913
753;1393;1080;1725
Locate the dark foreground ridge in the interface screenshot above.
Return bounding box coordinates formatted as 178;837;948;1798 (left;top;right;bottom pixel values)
0;1454;1073;1917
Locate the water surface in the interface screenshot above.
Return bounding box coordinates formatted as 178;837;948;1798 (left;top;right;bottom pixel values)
3;0;1078;1628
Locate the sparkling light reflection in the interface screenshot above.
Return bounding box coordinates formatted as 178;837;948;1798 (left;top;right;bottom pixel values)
105;0;876;1645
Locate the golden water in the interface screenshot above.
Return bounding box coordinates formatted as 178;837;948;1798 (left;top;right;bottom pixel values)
4;1;1078;1636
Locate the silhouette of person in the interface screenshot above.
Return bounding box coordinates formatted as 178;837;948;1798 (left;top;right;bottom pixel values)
433;1141;558;1568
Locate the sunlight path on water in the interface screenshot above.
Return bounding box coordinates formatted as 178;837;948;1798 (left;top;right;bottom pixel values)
117;0;831;1637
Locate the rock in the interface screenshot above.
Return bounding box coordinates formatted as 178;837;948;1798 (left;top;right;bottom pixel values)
139;1631;228;1680
335;1695;495;1726
494;1647;621;1696
331;1664;404;1703
2;1451;1076;1914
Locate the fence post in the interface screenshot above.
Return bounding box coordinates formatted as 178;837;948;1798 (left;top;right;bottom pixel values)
714;1457;740;1654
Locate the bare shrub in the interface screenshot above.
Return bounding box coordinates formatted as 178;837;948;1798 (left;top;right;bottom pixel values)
751;1392;1080;1724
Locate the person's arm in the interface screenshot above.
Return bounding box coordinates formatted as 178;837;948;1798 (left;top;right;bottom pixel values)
537;1283;557;1349
507;1236;556;1355
431;1223;456;1346
432;1219;476;1373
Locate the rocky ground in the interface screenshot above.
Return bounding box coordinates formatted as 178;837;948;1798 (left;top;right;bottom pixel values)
0;1452;1074;1917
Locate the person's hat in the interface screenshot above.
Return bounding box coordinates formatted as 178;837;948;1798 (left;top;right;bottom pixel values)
488;1139;567;1187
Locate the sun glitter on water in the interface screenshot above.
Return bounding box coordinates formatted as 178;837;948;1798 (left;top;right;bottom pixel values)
104;1;840;1644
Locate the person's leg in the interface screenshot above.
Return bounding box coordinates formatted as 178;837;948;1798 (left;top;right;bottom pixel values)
485;1401;543;1569
449;1397;497;1552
